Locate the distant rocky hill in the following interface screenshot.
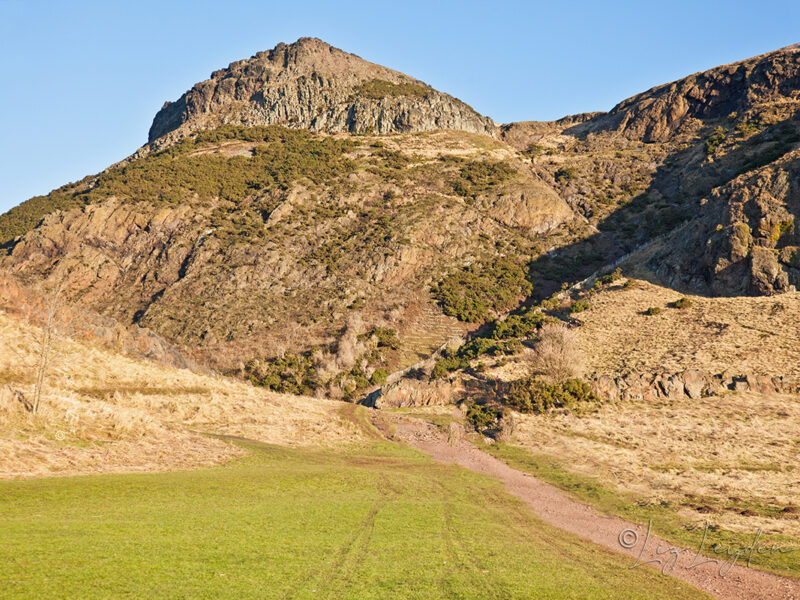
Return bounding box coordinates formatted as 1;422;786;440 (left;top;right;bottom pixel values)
572;43;800;142
2;37;800;398
148;37;495;146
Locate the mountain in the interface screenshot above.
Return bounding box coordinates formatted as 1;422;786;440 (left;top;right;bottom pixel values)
2;38;800;399
508;43;800;296
574;43;800;142
148;37;495;146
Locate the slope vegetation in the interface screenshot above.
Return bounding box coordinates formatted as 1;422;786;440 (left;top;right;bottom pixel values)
0;308;360;478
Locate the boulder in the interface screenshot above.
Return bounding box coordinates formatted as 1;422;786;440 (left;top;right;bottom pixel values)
682;369;706;399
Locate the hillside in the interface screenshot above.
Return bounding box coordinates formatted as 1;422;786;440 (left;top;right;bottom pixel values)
4;35;800;600
1;38;800;400
0;124;578;398
505;43;800;296
0;307;361;478
148;37;495;145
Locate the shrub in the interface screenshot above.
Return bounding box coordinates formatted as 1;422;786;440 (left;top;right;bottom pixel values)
245;353;317;395
671;297;692;309
429;338;521;380
524;144;546;158
466;403;501;431
570;299;591;314
457;338;521;360
554;167;577;184
704;126;727;155
504;377;599;414
430;356;469;380
0;125;358;248
644;306;662;316
370;369;388;385
434;257;532;323
490;308;546;339
529;323;583;382
599;267;623;285
359;327;401;350
452;160;516;198
735;120;760;138
353;79;431;100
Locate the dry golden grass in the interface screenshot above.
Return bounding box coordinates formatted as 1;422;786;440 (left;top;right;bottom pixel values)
372;130;513;160
0;311;362;479
490;277;800;538
575;278;800;378
511;391;800;537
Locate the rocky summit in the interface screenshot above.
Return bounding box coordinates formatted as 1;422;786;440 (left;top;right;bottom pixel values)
148;37;495;146
2;37;800;399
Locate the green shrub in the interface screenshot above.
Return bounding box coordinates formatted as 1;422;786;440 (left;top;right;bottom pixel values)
503;377;599;414
704;126;727;155
570;299;591;313
452;160;516;198
0;125;358;248
599;267;623;285
524;144;546;158
554;167;577;184
735;120;760;138
429;338;521;380
458;338;521;360
359;327;401;350
430;356;469;380
370;369;388;385
490;308;546;339
644;306;662;316
434;257;532;323
353;79;431;100
245;353;317;395
466;403;501;431
671;297;692;309
375;327;401;349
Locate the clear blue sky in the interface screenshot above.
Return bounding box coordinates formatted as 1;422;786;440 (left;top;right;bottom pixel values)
1;0;799;214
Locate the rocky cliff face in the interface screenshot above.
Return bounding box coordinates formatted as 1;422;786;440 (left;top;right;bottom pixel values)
148;37;495;146
645;151;800;295
572;44;800;142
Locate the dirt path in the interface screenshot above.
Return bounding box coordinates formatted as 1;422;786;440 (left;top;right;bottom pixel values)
381;414;800;600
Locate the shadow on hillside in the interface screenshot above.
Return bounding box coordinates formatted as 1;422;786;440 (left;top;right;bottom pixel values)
526;110;800;300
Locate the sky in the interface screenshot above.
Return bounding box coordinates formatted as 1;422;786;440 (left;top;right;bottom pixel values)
1;0;799;214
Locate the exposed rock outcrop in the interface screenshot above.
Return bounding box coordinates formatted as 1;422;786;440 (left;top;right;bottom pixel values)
586;369;798;402
645;151;800;295
0;273;196;370
148;37;495;146
365;378;464;409
572;44;800;142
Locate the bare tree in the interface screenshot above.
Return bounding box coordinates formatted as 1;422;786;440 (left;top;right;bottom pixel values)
32;277;67;414
7;272;72;414
529;323;584;383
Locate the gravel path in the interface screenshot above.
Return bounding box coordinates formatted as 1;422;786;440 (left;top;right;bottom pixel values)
383;414;800;600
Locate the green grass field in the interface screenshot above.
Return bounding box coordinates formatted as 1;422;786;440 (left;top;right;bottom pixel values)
0;439;712;599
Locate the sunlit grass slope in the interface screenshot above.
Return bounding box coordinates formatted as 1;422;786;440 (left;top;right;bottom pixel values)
0;440;711;599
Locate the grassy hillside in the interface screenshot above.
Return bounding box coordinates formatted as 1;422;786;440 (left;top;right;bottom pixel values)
1;126;578;398
486;408;800;580
0;438;711;599
573;278;800;378
0;309;359;478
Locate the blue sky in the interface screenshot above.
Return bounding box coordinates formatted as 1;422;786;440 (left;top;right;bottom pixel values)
1;0;799;214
